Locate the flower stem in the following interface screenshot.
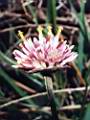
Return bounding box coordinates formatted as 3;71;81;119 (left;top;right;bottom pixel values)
44;76;59;120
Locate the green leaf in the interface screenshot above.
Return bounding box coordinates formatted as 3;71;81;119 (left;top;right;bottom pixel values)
69;0;89;71
82;104;90;120
77;31;84;71
0;51;16;65
47;0;57;33
27;74;43;87
0;68;36;106
19;70;44;88
0;90;4;97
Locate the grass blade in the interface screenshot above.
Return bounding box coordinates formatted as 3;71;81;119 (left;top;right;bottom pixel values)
47;0;57;33
0;68;36;106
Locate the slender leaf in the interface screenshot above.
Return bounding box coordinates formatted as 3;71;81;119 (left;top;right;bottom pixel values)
47;0;57;33
0;51;16;65
0;68;36;106
82;104;90;120
0;90;4;97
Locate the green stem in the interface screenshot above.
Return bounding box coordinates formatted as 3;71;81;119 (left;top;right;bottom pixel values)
47;0;57;34
79;83;88;120
44;76;59;120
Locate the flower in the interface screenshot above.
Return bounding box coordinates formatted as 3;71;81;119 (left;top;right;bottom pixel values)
12;26;78;73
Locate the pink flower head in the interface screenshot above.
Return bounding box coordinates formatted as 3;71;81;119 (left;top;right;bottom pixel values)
12;26;78;73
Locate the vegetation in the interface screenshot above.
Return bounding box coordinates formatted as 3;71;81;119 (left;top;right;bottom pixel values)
0;0;90;120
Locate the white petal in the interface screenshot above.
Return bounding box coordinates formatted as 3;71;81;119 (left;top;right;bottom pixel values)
33;37;40;47
13;50;27;59
60;53;78;66
50;36;58;47
69;45;74;50
21;46;30;55
24;38;34;50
